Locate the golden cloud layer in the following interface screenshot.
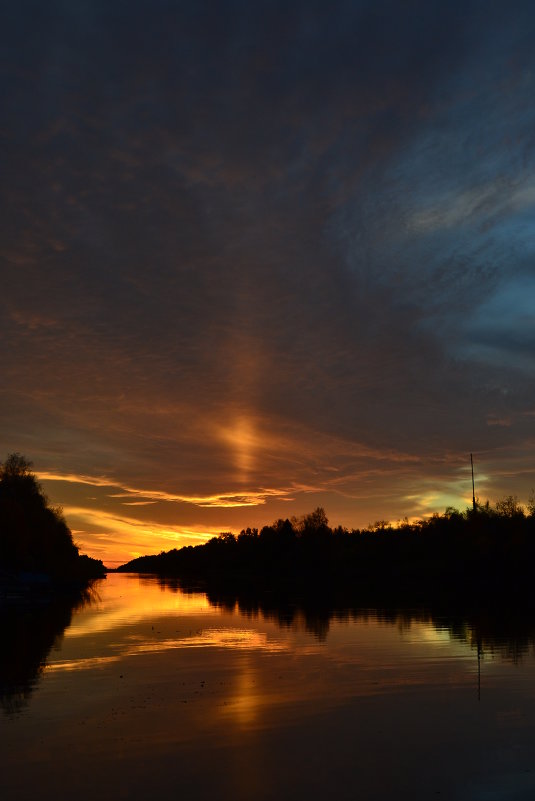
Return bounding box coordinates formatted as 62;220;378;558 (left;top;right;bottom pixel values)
38;470;293;508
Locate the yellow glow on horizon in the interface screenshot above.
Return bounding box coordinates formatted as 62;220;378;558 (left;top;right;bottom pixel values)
65;504;217;541
32;446;489;565
64;505;227;564
403;486;474;518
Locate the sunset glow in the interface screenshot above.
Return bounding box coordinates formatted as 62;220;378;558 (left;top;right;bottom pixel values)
3;8;535;801
2;0;534;565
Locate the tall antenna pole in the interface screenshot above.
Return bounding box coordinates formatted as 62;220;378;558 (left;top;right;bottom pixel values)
477;634;481;702
470;452;476;511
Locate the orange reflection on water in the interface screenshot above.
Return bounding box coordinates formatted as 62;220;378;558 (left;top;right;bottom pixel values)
223;657;259;727
123;627;288;657
5;573;524;801
44;656;122;673
67;574;213;638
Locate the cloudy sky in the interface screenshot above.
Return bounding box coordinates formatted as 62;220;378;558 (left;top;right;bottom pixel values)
2;0;534;564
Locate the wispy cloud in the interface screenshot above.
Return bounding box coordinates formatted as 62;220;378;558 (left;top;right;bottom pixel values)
65;505;227;561
38;471;293;508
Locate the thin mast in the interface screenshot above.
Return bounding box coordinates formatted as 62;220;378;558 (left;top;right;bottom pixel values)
470;452;476;511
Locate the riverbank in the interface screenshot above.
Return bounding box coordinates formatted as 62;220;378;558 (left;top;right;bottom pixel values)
117;503;535;605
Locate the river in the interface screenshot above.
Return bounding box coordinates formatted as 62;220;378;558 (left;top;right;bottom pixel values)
2;572;535;800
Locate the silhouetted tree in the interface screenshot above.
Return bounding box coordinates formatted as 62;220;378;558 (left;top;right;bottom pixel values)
0;453;104;580
495;495;524;518
117;495;535;601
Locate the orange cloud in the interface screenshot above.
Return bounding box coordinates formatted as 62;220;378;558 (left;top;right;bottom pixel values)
38;471;293;508
65;505;229;565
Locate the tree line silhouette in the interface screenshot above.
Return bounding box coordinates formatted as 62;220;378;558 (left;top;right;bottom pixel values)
0;453;105;584
118;500;535;600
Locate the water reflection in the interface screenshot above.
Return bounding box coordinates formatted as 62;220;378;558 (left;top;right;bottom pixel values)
159;576;535;664
3;573;535;717
0;583;99;714
4;574;535;801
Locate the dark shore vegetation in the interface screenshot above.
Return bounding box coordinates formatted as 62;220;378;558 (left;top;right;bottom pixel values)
118;500;535;604
0;453;105;590
0;582;97;714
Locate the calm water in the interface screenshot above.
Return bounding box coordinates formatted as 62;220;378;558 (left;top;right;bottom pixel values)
2;573;535;801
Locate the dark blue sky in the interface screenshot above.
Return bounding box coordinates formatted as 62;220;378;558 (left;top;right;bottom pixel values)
2;1;534;561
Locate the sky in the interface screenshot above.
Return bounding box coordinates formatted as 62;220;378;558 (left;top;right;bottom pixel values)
2;0;535;566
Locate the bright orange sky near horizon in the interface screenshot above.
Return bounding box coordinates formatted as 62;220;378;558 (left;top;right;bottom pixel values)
34;436;532;566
